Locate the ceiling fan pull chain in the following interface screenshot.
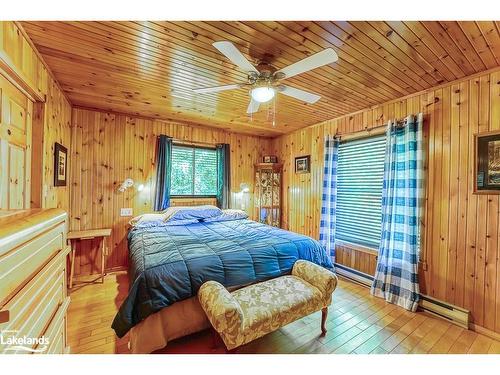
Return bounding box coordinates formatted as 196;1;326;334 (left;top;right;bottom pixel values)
273;95;277;127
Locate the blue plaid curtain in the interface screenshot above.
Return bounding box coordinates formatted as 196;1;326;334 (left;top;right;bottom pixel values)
371;113;424;311
319;135;340;264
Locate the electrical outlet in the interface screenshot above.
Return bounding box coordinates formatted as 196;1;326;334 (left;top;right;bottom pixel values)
120;208;133;217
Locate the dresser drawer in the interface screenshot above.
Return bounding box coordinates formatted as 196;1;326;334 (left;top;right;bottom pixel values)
0;247;67;354
42;298;69;354
0;222;65;305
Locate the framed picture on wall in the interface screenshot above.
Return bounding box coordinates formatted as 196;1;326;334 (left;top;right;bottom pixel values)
295;155;310;174
54;142;68;187
475;130;500;194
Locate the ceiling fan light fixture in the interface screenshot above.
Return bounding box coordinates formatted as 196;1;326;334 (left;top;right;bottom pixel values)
250;86;275;103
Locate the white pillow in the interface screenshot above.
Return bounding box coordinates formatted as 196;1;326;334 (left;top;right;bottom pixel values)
129;213;165;227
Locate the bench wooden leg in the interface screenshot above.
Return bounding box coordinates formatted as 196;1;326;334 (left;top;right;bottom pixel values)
321;307;328;336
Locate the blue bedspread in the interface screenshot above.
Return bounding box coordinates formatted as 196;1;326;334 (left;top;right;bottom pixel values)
111;219;333;337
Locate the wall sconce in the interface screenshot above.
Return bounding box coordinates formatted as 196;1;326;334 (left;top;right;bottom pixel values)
118;178;134;192
240;183;250;193
236;183;250;211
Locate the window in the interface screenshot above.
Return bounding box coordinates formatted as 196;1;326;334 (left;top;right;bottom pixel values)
170;145;218;196
336;134;386;249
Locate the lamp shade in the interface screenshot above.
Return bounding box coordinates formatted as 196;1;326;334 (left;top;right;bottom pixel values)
250;87;275;103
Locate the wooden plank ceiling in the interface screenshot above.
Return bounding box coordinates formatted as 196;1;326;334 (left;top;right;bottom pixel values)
21;21;500;137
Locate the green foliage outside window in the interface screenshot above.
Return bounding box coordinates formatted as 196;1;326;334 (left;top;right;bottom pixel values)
170;145;217;196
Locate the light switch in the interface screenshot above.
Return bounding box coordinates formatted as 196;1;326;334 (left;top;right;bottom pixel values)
120;208;133;217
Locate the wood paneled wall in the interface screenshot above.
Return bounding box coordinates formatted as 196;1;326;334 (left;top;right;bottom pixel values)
0;22;48;101
32;78;72;211
335;245;378;276
270;67;500;334
0;21;72;213
70;108;271;275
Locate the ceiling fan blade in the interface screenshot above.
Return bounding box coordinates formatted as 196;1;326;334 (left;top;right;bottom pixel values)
246;98;260;114
279;85;321;104
275;48;338;79
193;84;242;94
213;41;259;74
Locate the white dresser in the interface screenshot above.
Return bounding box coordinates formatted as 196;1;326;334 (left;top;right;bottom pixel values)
0;209;70;354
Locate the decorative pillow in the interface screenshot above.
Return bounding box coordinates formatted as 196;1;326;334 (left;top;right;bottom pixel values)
163;205;222;223
203;209;249;222
129;213;166;227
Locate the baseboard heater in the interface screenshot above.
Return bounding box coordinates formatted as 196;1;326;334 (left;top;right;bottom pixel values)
334;263;373;287
334;263;470;329
418;295;470;329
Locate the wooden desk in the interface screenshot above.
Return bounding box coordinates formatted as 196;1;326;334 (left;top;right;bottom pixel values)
67;228;112;289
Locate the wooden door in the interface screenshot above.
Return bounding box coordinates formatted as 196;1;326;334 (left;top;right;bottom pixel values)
0;73;32;210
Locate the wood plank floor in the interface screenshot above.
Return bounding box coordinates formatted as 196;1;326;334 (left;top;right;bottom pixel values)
67;272;500;354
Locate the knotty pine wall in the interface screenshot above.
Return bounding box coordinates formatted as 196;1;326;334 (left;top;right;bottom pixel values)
0;21;72;212
32;78;72;211
70;108;272;276
270;67;500;334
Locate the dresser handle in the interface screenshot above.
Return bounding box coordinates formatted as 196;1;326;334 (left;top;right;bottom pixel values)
0;310;10;324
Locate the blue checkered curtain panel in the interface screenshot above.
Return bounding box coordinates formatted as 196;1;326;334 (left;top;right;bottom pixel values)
371;113;424;312
319;135;340;264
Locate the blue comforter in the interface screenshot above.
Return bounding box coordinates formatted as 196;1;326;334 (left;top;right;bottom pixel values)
111;219;333;337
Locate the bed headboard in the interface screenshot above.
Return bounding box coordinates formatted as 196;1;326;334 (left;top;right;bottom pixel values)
170;198;218;207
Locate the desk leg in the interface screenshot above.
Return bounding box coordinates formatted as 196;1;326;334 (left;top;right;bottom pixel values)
100;238;105;284
69;240;76;289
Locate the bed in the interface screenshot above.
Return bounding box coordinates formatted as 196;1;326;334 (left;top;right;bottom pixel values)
111;210;333;353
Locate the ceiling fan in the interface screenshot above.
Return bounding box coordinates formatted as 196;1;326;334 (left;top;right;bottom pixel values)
193;41;338;114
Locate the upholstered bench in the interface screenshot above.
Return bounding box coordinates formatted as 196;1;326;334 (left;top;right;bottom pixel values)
198;260;338;351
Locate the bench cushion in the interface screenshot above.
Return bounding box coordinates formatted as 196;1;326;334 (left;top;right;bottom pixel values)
234;275;323;333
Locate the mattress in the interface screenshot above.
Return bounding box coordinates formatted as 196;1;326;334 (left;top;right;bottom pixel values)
112;218;333;338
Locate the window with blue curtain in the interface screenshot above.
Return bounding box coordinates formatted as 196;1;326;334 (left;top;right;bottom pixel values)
170;144;218;197
336;134;386;249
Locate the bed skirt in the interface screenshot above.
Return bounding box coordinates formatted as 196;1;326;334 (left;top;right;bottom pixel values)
129;296;210;354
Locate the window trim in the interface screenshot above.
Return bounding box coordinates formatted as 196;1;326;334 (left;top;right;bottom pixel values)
170;143;218;197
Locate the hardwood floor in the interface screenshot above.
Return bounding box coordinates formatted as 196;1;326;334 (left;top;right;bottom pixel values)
67;272;500;354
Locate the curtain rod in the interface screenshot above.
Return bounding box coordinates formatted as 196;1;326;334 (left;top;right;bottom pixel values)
335;115;413;142
335;124;386;142
158;136;217;148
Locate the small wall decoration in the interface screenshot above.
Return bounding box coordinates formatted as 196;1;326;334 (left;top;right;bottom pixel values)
295;155;310;174
263;155;278;163
475;130;500;193
54;142;68;187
